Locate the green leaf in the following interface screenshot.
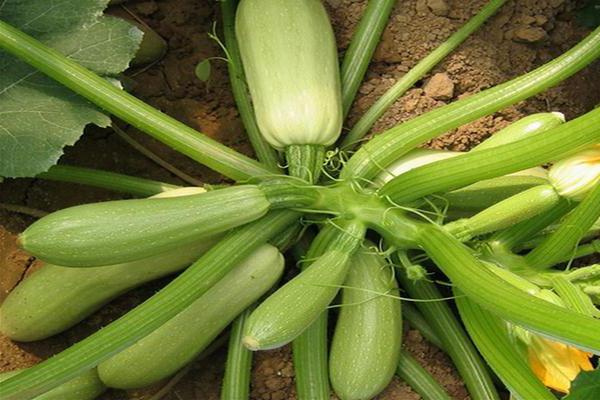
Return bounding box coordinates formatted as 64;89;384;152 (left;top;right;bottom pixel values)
564;369;600;399
195;59;212;82
0;0;142;177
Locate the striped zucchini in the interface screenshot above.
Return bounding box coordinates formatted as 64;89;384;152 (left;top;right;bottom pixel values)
329;244;402;400
97;244;284;389
19;185;270;266
236;0;342;149
242;221;365;351
0;239;217;342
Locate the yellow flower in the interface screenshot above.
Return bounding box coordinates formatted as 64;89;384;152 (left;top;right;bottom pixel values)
527;335;593;393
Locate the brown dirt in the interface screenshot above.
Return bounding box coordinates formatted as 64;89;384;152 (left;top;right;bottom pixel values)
0;0;598;399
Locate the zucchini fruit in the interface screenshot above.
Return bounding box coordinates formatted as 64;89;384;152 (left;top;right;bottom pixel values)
329;244;402;400
0;368;105;400
0;239;217;342
236;0;342;149
19;185;270;266
243;221;365;351
97;244;284;389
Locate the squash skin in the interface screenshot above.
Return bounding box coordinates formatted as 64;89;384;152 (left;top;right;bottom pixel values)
236;0;342;149
329;245;402;400
97;244;284;389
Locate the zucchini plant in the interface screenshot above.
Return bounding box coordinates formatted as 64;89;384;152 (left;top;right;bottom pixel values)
0;0;599;399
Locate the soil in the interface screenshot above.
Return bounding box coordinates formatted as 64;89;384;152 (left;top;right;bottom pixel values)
1;0;599;399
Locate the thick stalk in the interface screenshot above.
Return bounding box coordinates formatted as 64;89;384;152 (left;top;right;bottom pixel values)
526;183;600;270
37;165;179;197
292;229;333;400
292;312;329;400
342;27;600;181
339;0;396;117
0;20;272;181
396;349;452;400
455;294;555;400
418;225;600;353
220;0;281;171
551;277;598;317
285;144;325;183
341;0;506;148
0;211;300;399
379;108;600;203
221;308;254;400
396;256;499;400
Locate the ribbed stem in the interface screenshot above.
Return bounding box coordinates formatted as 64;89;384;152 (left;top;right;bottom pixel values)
551;277;598;317
221;308;254;400
292;229;332;400
396;254;499;400
396;349;452;400
339;0;396;118
0;20;272;181
341;0;506;148
526;183;600;270
455;294;554;400
342;27;600;181
0;211;300;399
292;313;329;400
285;144;325;183
418;225;600;353
402;303;444;350
220;0;281;171
379;108;600;203
37;165;179;197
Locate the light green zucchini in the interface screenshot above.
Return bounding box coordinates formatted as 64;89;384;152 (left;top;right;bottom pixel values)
19;185;270;266
235;0;342;149
97;244;284;389
243;221;365;351
0;368;105;400
472;112;565;151
329;244;402;400
443;175;548;212
0;239;217;342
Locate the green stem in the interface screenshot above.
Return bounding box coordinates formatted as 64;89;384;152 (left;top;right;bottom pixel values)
551;276;599;317
342;26;600;181
396;349;452;400
402;303;444;350
292;312;329;400
526;183;600;270
445;185;561;241
220;0;281;172
339;0;396;118
563;264;600;282
379;108;600;203
454;294;555;400
396;254;499;400
0;20;272;181
221;308;254;400
292;231;331;400
0;211;300;399
285;144;325;183
418;225;600;353
37;165;179;197
341;0;506;148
